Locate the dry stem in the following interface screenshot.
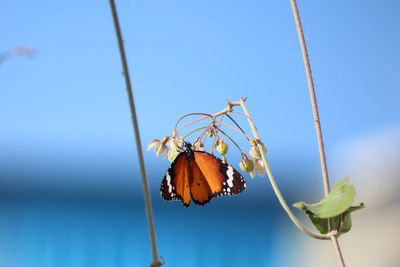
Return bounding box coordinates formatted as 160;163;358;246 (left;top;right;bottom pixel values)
289;0;346;265
109;1;162;266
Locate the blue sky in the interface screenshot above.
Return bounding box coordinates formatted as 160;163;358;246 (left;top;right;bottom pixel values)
1;0;400;191
1;2;400;267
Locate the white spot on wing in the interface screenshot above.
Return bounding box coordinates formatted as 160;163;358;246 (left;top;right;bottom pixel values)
226;165;234;188
166;172;173;193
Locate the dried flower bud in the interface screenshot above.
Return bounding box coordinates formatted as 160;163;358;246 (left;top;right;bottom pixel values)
169;136;184;152
239;155;255;173
216;139;229;155
250;159;265;178
249;139;267;159
192;138;204;151
147;136;169;157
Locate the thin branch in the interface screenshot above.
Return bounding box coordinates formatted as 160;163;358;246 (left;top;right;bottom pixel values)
289;0;346;266
174;113;212;132
213;119;249;137
331;236;346;267
0;46;35;64
216;127;244;153
211;100;241;118
238;98;334;240
225;113;247;137
108;1;162;266
289;0;330;195
176;116;209;132
183;126;209;140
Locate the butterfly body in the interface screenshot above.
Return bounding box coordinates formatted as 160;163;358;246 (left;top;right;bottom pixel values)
160;142;246;207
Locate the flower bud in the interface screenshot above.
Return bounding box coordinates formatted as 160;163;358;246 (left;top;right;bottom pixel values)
249;139;267;159
250;159;265;178
167;149;180;162
147;136;169;157
192;138;204;151
169;136;184;152
239;155;255;173
216;139;229;155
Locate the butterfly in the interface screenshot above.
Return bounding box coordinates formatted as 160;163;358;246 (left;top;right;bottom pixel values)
160;142;246;207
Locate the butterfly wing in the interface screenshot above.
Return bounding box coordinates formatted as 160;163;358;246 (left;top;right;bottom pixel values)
190;160;213;205
160;152;191;207
193;151;246;197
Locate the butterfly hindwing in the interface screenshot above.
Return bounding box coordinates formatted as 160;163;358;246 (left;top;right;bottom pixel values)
160;152;191;207
191;151;224;194
190;160;213;205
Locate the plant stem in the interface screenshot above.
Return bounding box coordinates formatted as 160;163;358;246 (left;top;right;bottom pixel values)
108;1;162;266
237;98;334;240
289;0;330;195
331;236;346;267
289;0;346;266
177;115;209;132
174;113;214;133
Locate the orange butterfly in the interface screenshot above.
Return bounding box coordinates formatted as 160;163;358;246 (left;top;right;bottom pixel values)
160;142;246;207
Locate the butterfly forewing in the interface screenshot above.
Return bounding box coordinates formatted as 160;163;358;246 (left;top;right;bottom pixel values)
193;151;246;197
216;162;247;196
160;152;191;206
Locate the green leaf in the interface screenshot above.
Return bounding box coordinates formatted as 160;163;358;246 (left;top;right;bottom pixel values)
297;177;355;218
293;177;364;236
346;203;365;213
338;213;352;235
293;202;365;235
307;210;329;234
293;202;329;234
331;177;350;192
337;203;365;236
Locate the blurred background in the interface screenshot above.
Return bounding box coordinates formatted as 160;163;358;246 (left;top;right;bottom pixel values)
1;0;399;266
